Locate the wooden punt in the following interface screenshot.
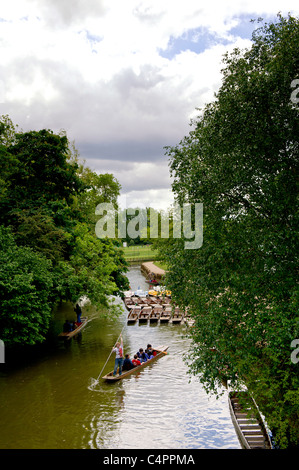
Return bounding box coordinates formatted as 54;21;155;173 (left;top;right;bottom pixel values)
102;346;169;382
127;306;140;324
185;315;195;327
149;305;162;322
148;295;160;305
159;296;171;304
138;306;152;323
171;307;184;324
160;306;172;323
229;391;273;449
58;317;88;340
124;297;135;310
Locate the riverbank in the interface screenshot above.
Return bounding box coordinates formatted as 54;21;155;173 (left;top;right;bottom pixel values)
141;261;166;281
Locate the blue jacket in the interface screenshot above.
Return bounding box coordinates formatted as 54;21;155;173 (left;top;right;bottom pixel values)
137;351;149;362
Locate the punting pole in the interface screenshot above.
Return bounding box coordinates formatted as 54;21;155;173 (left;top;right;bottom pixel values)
89;325;126;390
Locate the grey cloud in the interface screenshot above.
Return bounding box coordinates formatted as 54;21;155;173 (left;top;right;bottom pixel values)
29;0;106;27
85;157;172;193
132;4;166;25
77;140;167;162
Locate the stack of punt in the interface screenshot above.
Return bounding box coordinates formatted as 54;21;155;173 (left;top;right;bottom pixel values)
149;305;162;323
160;306;172;323
171;307;184;324
138;306;152;323
127;306;140;324
229;391;273;449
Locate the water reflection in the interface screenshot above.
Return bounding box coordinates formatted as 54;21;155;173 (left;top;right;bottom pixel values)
0;265;240;449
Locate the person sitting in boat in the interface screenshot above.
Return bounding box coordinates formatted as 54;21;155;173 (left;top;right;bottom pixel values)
145;344;155;358
137;348;149;362
63;320;72;333
132;354;141;366
122;354;135;371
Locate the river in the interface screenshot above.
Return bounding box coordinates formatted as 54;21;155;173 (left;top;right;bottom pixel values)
0;265;240;449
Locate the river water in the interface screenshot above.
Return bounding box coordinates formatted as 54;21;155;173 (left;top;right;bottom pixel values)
0;265;240;449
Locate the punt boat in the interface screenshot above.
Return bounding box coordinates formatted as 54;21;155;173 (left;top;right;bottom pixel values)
138;306;152;323
102;346;169;382
171;307;184;324
124;297;135;309
160;306;172;323
229;391;273;449
58;317;88;340
149;305;163;322
127;306;140;324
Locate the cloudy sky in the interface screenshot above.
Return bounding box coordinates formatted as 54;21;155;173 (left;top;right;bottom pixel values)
1;1;298;210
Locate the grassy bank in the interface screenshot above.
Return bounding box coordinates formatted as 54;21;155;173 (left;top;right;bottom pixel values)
123;244;158;262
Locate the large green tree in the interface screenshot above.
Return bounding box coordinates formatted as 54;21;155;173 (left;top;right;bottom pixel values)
0;226;54;346
0;118;129;346
158;14;299;448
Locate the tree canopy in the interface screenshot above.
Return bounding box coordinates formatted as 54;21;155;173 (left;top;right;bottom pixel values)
157;14;299;448
0;116;129;347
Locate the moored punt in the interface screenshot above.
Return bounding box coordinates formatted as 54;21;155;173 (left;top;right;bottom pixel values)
102;346;169;382
149;305;162;322
58;317;88;340
160;306;172;323
159;295;171;304
171;308;184;324
127;306;140;324
228;391;273;449
138;306;152;323
185;315;195;327
124;297;135;310
148;295;160;305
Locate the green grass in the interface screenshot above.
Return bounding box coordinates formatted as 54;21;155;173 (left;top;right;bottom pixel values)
122;244;158;261
153;260;168;271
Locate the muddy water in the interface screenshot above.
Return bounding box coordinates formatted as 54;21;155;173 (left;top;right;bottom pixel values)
0;265;240;449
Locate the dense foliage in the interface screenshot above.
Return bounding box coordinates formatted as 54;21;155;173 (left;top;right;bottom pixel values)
0;116;129;347
156;15;299;448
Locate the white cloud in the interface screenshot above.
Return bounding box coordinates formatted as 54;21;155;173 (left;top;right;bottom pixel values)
1;1;299;209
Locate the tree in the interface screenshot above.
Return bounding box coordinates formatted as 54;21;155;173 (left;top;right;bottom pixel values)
53;222;129;313
0;119;129;346
158;14;299;448
0;226;54;346
0;128;85;258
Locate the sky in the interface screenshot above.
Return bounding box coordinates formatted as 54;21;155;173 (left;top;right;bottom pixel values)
1;1;298;211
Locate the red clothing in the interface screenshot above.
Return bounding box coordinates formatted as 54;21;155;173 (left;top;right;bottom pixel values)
132;358;141;366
